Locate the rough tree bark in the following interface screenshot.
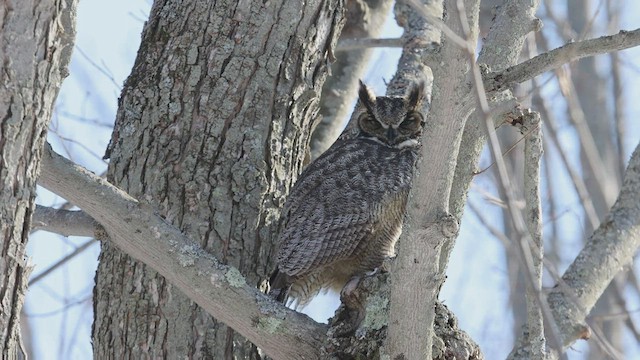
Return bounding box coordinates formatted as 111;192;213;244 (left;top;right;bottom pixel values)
386;0;476;358
547;140;640;352
0;0;77;358
92;0;344;358
39;144;327;359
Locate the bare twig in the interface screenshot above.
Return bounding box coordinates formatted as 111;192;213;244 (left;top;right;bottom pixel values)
556;69;619;209
336;37;404;51
610;278;640;342
611;51;627;179
534;91;600;230
484;28;640;92
468;201;510;247
474;123;540;175
607;2;626;181
457;1;563;356
75;46;121;90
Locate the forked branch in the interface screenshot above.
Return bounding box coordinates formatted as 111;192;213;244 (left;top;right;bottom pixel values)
37;143;326;360
484;28;640;92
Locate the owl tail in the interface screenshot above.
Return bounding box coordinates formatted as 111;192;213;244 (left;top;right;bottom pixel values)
267;268;291;303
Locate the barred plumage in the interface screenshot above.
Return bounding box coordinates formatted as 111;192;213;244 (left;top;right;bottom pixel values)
269;81;426;307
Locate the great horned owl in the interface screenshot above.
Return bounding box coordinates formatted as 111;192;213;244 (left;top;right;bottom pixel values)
269;81;426;307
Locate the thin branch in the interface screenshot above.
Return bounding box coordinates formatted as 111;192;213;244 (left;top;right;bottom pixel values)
31;205;99;237
521;110;545;358
585;320;625;360
556;69;619;209
607;0;626;182
458;2;564;356
610;278;640;343
474;122;540;175
75;46;121;90
484;28;640;92
535;92;600;230
335;37;404;51
589;307;640;322
37;143;326;360
468;201;510;247
23;295;92;318
611;51;627;180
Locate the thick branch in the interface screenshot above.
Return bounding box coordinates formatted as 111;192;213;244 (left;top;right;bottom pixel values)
548;141;640;348
385;0;476;358
484;28;640;92
31;206;98;237
37;144;325;360
521;113;547;357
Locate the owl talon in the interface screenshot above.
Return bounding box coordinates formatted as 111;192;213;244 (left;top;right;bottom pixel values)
341;276;362;298
328;276;366;337
258;278;270;294
364;268;378;277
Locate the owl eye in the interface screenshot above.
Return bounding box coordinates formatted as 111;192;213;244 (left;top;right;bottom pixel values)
358;113;381;132
399;111;423;132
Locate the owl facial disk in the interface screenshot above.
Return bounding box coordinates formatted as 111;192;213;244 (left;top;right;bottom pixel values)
356;80;424;149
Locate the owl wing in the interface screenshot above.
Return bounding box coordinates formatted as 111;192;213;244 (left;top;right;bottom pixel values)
276;200;374;277
276;140;387;277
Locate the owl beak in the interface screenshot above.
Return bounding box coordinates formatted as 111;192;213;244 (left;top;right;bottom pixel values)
386;128;397;142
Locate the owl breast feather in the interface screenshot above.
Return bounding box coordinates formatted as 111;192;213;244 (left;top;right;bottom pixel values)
276;138;417;277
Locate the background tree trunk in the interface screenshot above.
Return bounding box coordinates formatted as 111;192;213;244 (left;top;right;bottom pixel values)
311;0;393;159
0;1;77;358
92;0;344;358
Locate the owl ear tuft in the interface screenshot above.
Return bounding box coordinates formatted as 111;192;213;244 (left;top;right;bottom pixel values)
358;80;376;113
406;82;425;110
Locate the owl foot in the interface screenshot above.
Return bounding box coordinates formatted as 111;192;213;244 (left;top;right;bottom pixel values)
363;257;394;278
328;276;366;337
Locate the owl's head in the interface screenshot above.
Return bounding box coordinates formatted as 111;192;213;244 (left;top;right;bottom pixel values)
356;81;425;149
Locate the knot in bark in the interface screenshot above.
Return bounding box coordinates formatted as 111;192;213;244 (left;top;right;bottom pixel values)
439;213;459;239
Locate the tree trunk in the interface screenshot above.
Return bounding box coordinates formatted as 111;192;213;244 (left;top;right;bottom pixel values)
0;1;77;358
92;0;344;358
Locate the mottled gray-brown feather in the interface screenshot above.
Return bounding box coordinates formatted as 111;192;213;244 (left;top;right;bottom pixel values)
277;138;416;276
270;82;425;305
